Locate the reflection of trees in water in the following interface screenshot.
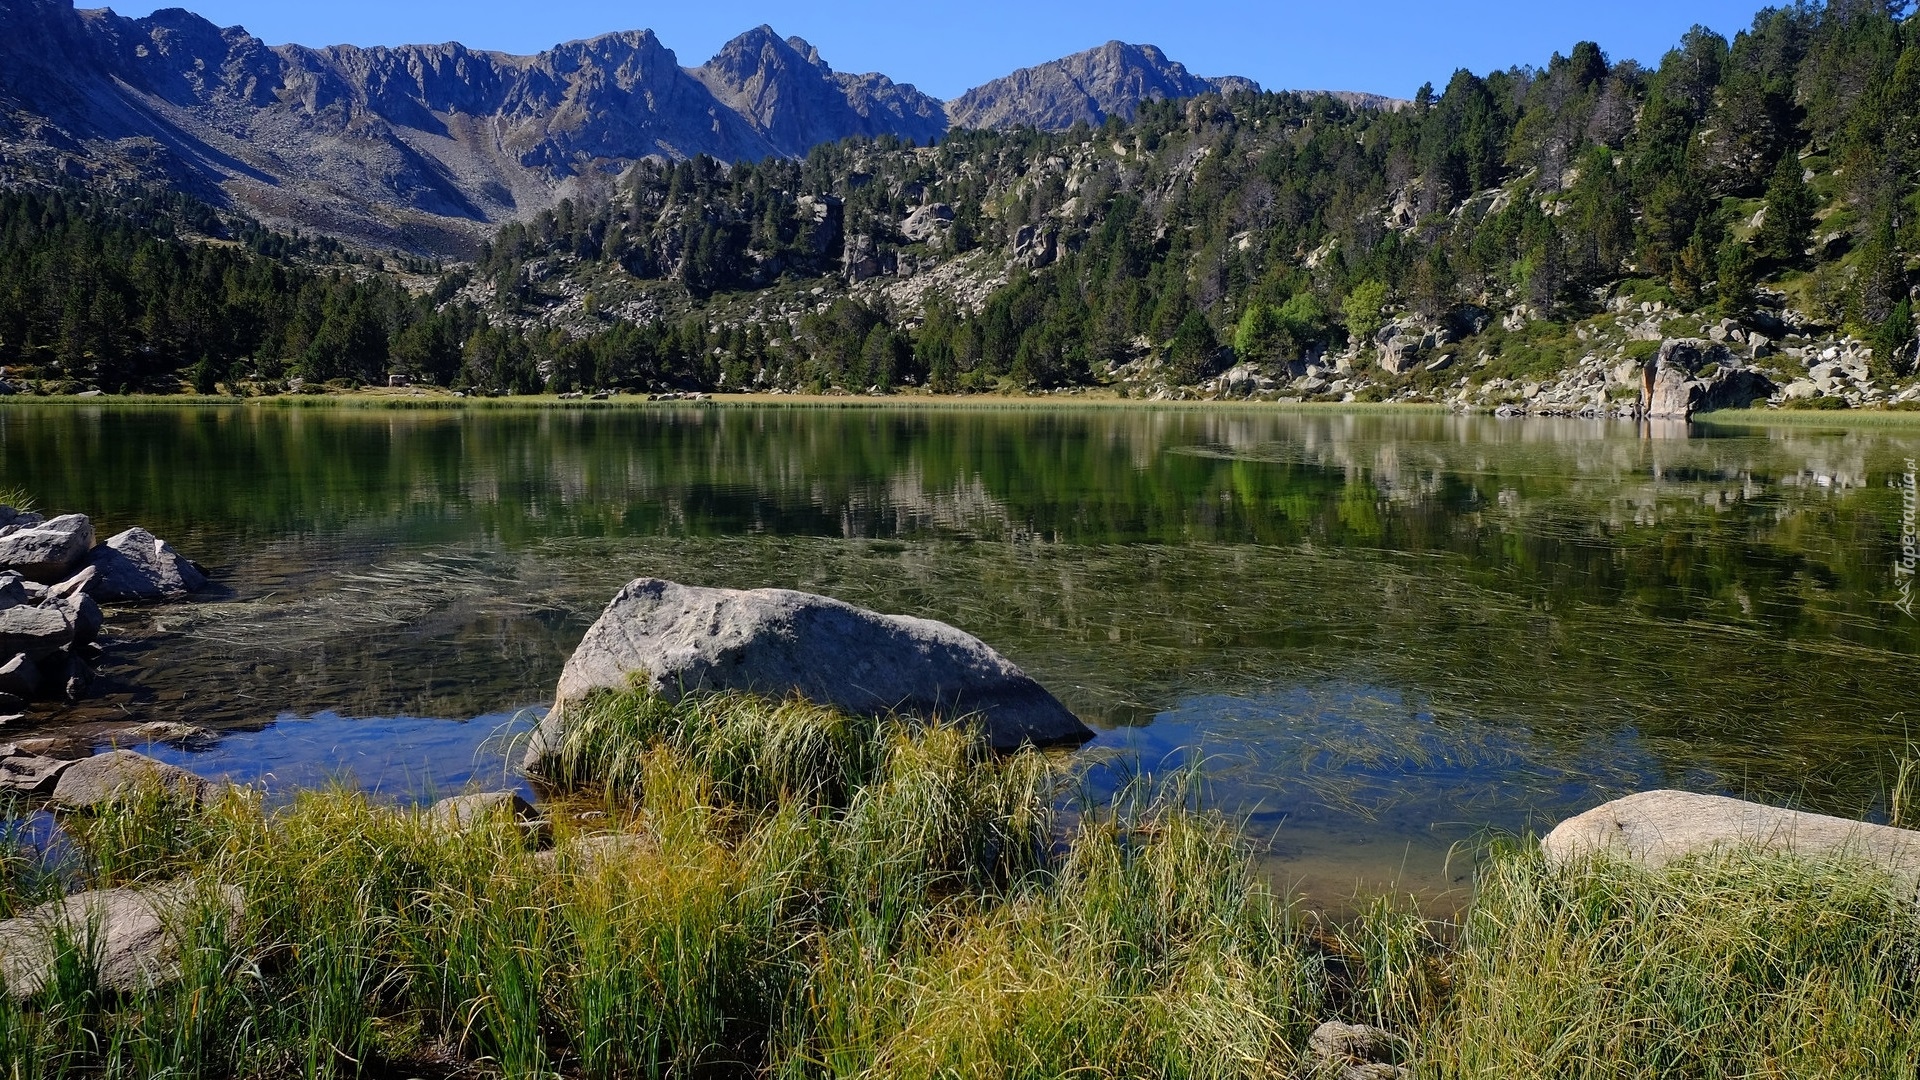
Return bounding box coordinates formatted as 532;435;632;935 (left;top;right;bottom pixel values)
8;406;1919;817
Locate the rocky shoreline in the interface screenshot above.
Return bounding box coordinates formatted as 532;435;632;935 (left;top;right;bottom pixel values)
0;505;208;719
1;575;1916;1072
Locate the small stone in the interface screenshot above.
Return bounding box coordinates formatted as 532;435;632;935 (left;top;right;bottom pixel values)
88;528;209;602
1309;1020;1400;1065
63;592;103;647
62;654;94;702
0;515;95;584
426;791;542;834
533;830;654;872
45;565;97;602
112;722;218;748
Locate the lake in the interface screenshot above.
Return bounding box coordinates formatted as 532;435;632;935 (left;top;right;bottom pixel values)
6;402;1918;905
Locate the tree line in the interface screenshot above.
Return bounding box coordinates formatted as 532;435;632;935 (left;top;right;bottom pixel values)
3;1;1916;395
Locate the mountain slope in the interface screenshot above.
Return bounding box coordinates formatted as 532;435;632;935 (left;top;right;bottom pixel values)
946;41;1259;130
0;0;1315;253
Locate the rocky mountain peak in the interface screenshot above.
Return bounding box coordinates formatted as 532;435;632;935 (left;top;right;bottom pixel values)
946;40;1261;131
693;27;946;158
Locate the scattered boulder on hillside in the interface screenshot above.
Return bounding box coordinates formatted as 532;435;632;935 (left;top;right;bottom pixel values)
0;507;211;713
1643;340;1777;420
0;879;244;997
524;578;1094;775
1543;790;1920;881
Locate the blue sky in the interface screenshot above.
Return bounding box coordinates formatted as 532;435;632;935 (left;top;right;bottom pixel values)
122;0;1778;101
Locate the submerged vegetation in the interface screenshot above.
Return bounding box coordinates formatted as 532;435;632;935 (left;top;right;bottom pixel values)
2;690;1916;1077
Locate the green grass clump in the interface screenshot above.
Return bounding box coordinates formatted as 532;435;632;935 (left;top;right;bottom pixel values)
4;690;1918;1077
0;690;1323;1078
1424;845;1920;1077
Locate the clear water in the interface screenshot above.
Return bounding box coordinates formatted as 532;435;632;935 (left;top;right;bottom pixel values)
6;403;1918;904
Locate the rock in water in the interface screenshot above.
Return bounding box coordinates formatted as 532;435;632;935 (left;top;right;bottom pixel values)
0;653;39;698
1543;790;1920;880
524;578;1093;773
0;604;73;661
0;751;71;795
0;879;244;996
50;750;211;809
0;514;95;584
87;527;209;601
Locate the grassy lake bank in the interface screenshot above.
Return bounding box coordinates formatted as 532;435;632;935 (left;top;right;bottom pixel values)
5;690;1916;1078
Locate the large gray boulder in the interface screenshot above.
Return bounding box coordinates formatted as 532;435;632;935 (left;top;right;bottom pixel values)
1543;790;1920;880
0;879;244;996
0;514;95;584
1643;340;1776;419
0;604;72;661
50;750;211;810
87;527;208;601
524;578;1093;773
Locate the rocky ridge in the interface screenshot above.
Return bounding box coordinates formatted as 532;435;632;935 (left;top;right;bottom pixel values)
0;0;1332;253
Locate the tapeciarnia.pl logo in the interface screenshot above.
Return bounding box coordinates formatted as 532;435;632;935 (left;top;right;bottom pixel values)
1899;458;1918;619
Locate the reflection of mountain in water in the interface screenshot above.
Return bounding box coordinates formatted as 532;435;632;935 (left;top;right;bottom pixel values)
7;405;1920;837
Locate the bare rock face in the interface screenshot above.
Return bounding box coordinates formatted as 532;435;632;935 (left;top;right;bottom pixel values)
524;578;1093;774
1643;340;1776;419
1542;790;1920;880
0;879;244;996
0;514;96;584
693;26;946;158
87;526;209;601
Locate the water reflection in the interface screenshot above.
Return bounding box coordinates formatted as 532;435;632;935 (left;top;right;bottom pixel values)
5;403;1918;899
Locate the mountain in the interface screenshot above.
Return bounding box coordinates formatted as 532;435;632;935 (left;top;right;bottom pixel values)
946;41;1260;131
693;26;946;158
0;0;1339;253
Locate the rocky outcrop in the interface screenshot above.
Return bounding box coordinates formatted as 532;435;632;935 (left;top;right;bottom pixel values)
524;578;1093;774
0;508;209;712
1644;340;1777;420
1542;790;1920;881
0;878;243;996
946;41;1259;131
